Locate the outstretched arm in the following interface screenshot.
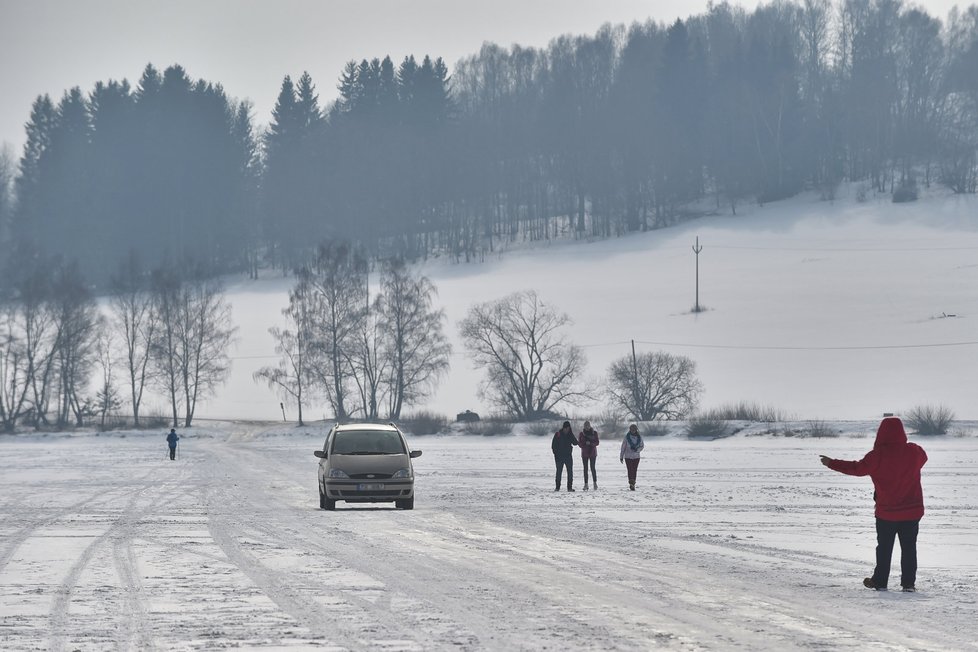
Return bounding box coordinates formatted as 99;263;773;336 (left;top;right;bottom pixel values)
820;452;876;476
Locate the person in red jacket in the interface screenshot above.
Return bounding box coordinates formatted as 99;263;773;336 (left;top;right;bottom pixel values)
819;416;927;592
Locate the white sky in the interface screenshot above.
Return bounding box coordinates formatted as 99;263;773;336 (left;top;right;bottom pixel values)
0;0;967;158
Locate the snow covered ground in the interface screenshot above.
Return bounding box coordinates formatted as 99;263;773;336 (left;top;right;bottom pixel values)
208;186;978;423
2;423;977;650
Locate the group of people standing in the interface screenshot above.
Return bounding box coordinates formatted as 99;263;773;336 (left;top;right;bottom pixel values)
552;415;928;593
551;420;646;492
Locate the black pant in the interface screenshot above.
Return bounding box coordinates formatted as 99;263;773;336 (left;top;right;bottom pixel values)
169;446;176;460
873;518;919;589
554;456;573;488
582;457;596;484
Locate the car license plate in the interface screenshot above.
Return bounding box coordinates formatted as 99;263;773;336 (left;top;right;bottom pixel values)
358;483;385;491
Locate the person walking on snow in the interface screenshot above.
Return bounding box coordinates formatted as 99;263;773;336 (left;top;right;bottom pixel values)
552;421;579;492
619;424;644;490
578;421;599;490
820;415;927;592
166;428;180;460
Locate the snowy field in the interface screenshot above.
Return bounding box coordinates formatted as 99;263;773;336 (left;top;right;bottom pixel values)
211;187;978;423
2;424;977;651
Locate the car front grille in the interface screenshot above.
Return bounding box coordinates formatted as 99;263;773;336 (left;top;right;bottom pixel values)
348;473;394;480
336;489;408;498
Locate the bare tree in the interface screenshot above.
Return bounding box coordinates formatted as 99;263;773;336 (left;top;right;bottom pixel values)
50;263;101;427
459;290;588;419
305;243;367;421
347;298;387;420
0;300;30;431
151;265;235;427
253;272;314;425
110;253;156;427
94;328;121;428
376;261;451;419
17;263;60;428
606;351;703;421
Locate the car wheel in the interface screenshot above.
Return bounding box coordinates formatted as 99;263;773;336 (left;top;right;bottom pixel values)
396;497;414;510
319;484;335;510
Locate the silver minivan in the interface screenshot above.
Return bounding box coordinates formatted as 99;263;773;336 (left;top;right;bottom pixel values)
314;423;422;510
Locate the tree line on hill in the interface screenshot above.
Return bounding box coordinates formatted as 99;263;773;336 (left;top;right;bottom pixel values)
0;0;977;288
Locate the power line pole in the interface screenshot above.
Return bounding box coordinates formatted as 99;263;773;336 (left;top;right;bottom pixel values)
631;339;640;409
692;236;703;313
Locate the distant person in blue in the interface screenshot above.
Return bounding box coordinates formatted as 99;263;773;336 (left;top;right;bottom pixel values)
166;428;179;460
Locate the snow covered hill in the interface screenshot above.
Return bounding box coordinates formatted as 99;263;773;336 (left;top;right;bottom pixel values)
198;186;978;423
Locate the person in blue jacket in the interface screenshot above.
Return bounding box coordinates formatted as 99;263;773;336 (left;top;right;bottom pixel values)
166;428;180;460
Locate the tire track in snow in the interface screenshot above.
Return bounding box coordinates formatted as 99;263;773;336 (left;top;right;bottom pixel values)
200;441;534;650
47;469;185;652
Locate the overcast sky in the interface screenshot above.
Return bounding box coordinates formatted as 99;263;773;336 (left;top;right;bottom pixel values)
0;0;966;158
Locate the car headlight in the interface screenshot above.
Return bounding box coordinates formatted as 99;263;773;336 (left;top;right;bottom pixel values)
328;469;350;478
392;468;412;479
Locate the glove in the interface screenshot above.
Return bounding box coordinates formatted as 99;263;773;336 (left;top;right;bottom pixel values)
619;458;624;464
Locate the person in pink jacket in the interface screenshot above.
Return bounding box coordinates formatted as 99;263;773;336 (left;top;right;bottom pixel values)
578;421;599;490
820;416;927;591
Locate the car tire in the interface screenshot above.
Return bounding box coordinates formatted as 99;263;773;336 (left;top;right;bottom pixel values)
396;497;414;510
319;485;336;510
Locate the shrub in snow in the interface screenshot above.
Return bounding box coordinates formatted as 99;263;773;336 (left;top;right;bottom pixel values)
905;405;955;435
707;402;791;422
398;411;449;436
463;419;513;437
525;421;564;437
642;422;670;438
892;183;918;203
684;416;730;438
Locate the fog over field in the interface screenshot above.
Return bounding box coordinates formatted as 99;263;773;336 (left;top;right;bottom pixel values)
205;187;978;424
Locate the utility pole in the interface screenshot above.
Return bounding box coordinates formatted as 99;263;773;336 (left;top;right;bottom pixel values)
692;236;703;313
631;339;641;409
280;402;287;421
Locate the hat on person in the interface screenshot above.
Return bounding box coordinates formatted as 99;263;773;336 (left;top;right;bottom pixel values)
562;421;571;428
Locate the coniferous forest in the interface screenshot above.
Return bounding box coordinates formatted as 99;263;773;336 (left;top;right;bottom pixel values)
1;0;977;287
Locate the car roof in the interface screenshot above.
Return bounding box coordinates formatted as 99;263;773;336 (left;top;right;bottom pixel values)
332;423;400;433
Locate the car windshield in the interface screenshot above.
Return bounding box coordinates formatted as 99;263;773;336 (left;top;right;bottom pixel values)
330;429;406;455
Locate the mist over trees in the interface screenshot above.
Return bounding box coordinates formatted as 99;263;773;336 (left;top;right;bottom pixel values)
1;0;976;287
1;0;978;428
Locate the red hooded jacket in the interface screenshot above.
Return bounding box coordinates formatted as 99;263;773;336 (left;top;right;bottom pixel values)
825;417;927;521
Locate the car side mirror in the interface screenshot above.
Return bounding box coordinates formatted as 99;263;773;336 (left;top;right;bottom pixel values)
410;450;422;458
313;450;326;458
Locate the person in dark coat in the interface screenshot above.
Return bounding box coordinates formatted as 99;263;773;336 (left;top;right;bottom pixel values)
578;421;599;490
551;421;578;492
820;416;928;591
166;428;180;460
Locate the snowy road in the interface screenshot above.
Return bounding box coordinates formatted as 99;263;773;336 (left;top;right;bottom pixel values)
2;426;977;651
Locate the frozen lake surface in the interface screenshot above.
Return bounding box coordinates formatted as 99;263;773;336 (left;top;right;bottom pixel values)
2;425;977;650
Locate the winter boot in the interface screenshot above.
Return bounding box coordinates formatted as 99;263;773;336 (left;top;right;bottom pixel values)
901;586;916;593
629;483;635;491
863;577;887;591
567;486;575;492
583;482;589;491
554;484;561;492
